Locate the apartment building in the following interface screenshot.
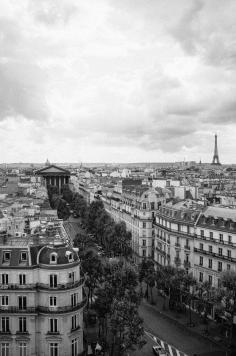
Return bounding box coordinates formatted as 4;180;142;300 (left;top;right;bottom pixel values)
102;181;166;262
154;201;201;272
0;240;85;356
154;201;236;288
194;206;236;287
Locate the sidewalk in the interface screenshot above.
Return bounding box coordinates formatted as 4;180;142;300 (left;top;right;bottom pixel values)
141;284;235;352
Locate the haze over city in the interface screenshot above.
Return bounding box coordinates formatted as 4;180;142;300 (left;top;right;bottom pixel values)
0;0;236;163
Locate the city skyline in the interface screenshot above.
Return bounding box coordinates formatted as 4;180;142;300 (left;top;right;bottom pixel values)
0;0;236;163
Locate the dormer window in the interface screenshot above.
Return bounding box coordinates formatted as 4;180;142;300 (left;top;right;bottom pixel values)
20;252;27;262
3;251;11;263
68;253;73;262
65;251;74;262
50;253;58;264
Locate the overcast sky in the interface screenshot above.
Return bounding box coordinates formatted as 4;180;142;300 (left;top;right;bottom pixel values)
0;0;236;163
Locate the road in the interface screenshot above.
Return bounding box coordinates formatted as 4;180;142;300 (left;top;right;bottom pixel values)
63;216;226;356
130;300;226;356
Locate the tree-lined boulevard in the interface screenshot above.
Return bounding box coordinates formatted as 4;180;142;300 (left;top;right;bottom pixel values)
47;184;236;356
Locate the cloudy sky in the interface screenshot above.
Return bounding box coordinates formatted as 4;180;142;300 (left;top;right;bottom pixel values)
0;0;236;163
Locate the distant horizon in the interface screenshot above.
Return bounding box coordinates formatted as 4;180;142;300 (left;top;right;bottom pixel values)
1;161;236;167
0;1;236;163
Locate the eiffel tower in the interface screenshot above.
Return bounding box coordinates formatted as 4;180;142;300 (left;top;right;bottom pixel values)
211;134;221;165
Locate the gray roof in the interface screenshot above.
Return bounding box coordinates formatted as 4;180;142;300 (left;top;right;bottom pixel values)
203;206;236;222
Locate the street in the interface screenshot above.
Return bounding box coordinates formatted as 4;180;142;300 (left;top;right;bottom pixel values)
131;300;226;356
64;216;227;356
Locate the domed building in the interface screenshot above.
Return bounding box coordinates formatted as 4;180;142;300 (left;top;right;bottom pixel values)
0;240;86;356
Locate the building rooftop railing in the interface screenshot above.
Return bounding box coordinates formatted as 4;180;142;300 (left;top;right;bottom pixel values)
0;278;84;291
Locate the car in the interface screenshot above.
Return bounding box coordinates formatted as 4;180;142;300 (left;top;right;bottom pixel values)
152;345;168;356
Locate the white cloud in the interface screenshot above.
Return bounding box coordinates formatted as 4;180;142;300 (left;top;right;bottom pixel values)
0;0;235;163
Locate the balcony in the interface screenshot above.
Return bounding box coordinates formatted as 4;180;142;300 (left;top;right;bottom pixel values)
16;331;29;335
46;331;60;335
71;325;81;333
0;331;11;335
194;248;236;262
175;243;181;249
0;284;36;291
37;278;84;291
0;307;37;314
38;297;87;314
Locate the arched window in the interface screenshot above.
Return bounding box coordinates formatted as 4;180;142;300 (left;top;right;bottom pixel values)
50;252;58;264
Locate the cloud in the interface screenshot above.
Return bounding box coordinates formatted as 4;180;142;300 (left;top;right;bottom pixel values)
28;0;78;25
0;0;236;162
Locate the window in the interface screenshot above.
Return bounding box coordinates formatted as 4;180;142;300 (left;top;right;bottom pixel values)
200;230;204;237
69;272;75;283
50;253;58;264
49;275;57;288
227;250;231;258
3;251;10;263
49;319;58;333
218;248;222;256
1;274;8;285
209;231;213;240
142;249;146;257
199;272;203;282
49;343;59;356
142;240;146;247
71;338;79;356
68;253;74;262
142;203;146;210
71;315;78;330
18;296;27;310
208;259;212;269
19;317;27;333
199;256;203;266
227;264;231;271
49;296;57;307
218;262;222;272
19;274;26;285
20;252;27;262
199;243;203;251
19;342;27;356
150;202;155;210
143;222;146;228
219;234;223;242
208;246;212;253
71;293;78;307
228;235;232;244
1;343;9;356
0;296;9;307
1;317;10;333
208;275;212;285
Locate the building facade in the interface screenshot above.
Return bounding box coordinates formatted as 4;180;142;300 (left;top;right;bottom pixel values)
102;182;166;262
154;202;236;289
36;166;70;194
0;241;85;356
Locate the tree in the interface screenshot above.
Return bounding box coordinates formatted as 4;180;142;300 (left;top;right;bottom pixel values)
74;231;93;254
71;193;88;221
87;200;104;233
57;198;70;220
220;271;236;345
61;184;73;204
138;259;155;302
82;251;103;308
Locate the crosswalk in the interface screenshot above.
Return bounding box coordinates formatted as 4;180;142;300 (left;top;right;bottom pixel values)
145;330;189;356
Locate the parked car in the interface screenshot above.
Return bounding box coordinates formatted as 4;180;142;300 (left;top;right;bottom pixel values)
152;345;168;356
